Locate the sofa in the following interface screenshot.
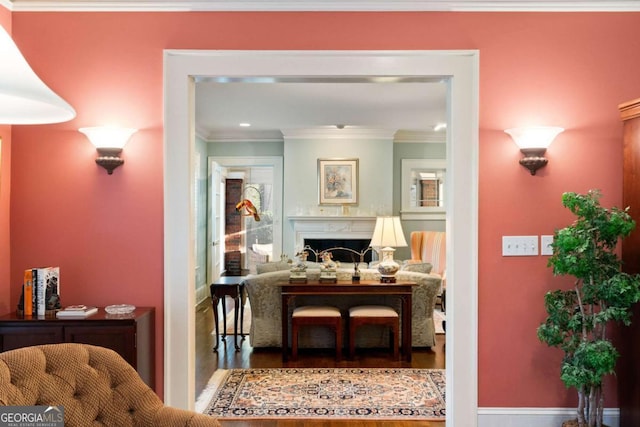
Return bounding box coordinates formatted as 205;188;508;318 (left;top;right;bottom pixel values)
243;262;442;349
0;343;221;427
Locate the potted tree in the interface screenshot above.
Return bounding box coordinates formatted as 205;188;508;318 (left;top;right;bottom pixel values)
537;190;640;427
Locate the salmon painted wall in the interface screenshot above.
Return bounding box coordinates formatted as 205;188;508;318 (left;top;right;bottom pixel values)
8;11;640;406
0;8;12;318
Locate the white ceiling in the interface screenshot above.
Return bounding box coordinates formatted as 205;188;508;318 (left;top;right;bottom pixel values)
194;77;448;142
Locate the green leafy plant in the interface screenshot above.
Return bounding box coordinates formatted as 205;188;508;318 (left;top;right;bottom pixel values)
537;190;640;427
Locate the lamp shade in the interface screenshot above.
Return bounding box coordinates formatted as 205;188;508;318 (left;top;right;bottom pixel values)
0;26;75;124
504;126;564;150
79;127;137;149
370;216;408;248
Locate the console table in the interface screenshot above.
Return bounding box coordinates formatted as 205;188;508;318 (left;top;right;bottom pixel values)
280;280;415;362
0;307;155;388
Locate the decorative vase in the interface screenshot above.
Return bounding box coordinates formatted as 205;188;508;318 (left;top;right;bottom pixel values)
377;247;399;283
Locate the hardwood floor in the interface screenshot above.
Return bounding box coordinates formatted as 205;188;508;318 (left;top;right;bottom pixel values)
195;299;446;427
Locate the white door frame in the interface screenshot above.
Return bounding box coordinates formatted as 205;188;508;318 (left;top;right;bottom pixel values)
206;160;225;287
164;50;479;426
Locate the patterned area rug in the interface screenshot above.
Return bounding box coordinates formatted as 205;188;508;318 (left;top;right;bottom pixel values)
197;368;446;420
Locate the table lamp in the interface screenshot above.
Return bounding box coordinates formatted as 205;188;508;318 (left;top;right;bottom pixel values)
370;216;408;283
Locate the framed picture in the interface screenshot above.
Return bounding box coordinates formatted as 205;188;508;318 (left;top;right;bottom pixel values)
318;158;359;205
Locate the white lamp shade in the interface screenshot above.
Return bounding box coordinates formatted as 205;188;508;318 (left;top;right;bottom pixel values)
370;216;408;248
0;26;75;124
505;126;564;150
79;126;138;149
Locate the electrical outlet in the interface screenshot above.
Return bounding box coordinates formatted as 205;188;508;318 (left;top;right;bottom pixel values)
541;235;554;256
502;236;539;256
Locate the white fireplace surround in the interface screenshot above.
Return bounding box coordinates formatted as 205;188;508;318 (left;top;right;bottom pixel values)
289;216;377;254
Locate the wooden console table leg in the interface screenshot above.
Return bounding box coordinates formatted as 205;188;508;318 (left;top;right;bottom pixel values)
281;294;295;361
239;284;247;337
233;291;241;351
402;294;412;362
212;295;220;351
221;296;227;338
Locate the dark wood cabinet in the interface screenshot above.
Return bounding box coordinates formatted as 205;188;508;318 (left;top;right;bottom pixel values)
0;307;155;389
620;97;640;427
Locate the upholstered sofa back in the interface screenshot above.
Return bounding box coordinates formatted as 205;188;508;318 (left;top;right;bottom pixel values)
0;343;220;427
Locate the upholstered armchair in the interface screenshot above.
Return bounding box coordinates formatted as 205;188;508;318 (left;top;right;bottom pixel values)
0;343;220;427
410;231;446;310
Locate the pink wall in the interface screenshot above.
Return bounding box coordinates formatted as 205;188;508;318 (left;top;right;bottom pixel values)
7;11;640;407
0;8;12;318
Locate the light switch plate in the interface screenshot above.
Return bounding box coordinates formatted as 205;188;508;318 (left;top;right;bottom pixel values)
502;236;539;256
541;235;554;256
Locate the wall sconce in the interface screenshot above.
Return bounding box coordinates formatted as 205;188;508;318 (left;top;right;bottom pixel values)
0;25;75;124
505;126;564;175
79;127;137;175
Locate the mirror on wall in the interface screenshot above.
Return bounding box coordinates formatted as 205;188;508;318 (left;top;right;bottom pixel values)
400;158;446;220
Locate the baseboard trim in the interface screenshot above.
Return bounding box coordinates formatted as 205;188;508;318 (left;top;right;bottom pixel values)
478;407;619;427
195;285;209;306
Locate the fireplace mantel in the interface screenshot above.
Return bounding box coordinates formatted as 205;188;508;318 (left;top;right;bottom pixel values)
288;216;376;251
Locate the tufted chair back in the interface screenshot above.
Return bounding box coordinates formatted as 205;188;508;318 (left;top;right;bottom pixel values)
0;343;220;427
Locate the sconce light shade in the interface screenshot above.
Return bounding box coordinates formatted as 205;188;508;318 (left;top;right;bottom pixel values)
0;26;75;124
505;126;564;175
370;216;408;283
79;126;137;175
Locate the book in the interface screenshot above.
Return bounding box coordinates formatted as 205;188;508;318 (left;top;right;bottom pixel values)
56;306;98;318
23;270;33;316
45;267;60;309
33;267;48;316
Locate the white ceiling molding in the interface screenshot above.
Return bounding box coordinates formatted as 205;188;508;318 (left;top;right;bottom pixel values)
197;127;284;143
281;127;396;140
4;0;640;12
394;130;446;144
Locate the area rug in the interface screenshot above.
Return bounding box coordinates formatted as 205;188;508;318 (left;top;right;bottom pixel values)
196;368;446;420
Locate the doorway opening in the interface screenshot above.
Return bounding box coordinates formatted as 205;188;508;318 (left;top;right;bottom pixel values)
164;50;479;426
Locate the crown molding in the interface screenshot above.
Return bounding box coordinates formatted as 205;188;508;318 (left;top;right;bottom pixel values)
197;128;445;143
394;130;446;143
198;128;284;143
4;0;640;12
282;127;396;140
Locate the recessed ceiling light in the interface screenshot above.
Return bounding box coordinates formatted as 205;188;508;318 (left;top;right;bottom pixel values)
239;123;251;127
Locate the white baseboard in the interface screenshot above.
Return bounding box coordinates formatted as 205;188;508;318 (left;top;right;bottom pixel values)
195;285;209;305
478;407;619;427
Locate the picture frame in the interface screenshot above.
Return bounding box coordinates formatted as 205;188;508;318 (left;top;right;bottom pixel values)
318;158;359;205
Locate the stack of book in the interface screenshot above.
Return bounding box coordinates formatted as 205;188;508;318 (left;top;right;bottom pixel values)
22;266;60;317
56;305;98;319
